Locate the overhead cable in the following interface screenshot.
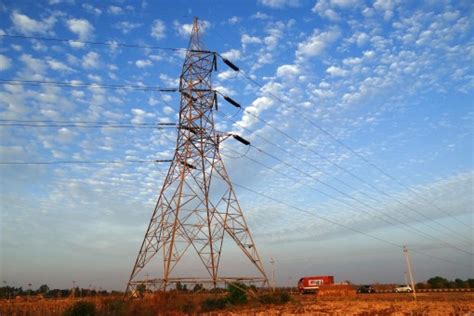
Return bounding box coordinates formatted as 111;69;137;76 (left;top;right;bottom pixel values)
232;181;472;268
215;110;472;245
0;33;187;52
0;159;172;165
0;79;178;92
220;55;470;230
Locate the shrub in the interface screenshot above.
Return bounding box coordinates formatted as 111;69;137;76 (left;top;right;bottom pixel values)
227;282;248;305
279;292;290;303
200;297;227;312
63;301;96;316
103;299;127;315
258;292;290;305
180;300;196;313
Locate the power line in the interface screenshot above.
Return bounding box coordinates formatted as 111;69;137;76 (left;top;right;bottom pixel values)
0;121;177;129
216;110;472;245
220;57;471;230
0;33;187;52
0;159;172;165
0;119;177;126
239;103;472;243
216;90;472;243
229;143;474;256
0;79;178;92
232;182;472;268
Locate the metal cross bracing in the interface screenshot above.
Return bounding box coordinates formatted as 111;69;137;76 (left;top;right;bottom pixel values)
126;18;268;294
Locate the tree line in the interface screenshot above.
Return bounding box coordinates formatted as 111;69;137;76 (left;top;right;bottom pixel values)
416;276;474;289
1;276;473;299
0;284;122;299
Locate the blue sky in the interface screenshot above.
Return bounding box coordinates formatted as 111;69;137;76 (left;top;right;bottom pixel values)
0;0;472;290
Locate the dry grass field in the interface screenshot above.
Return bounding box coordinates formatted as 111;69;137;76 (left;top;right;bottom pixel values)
0;292;472;315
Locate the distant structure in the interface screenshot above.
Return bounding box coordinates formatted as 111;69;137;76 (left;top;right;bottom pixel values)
125;18;268;294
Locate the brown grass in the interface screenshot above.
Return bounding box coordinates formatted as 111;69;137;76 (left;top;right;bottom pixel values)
0;292;472;315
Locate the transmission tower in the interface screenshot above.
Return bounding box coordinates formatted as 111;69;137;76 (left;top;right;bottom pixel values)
126;18;268;294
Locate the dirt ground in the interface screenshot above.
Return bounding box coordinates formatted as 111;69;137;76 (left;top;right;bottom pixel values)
218;293;474;315
0;292;473;315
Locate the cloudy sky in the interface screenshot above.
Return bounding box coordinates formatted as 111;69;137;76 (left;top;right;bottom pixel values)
0;0;472;290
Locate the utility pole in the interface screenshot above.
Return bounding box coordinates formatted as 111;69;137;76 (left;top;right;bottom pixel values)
403;246;417;300
27;283;32;300
270;257;275;292
125;17;268;295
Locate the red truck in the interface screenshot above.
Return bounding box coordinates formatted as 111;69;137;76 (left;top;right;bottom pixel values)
298;275;334;293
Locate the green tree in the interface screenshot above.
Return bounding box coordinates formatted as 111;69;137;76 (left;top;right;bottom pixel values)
136;284;146;295
227;282;248;305
467;279;474;288
192;283;203;292
427;276;449;289
176;282;188;292
454;279;465;288
415;282;426;290
38;284;49;294
64;301;96;316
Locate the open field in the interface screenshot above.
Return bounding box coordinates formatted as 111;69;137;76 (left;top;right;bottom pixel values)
1;292;473;315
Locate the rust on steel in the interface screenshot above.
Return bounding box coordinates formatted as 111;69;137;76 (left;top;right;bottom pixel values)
125;17;269;294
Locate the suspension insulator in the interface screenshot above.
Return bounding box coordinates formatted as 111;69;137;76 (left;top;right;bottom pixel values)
213;54;218;71
233;134;250;146
222;58;240;72
180;125;198;134
224;96;241;108
181;91;197;102
180;160;196;169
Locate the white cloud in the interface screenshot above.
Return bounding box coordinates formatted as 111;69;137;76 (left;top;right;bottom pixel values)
87;74;101;82
241;34;262;50
217;69;237;81
258;0;300;8
276;64;301;77
326;65;347;76
228;16;240;24
131;108;154;124
151;19;166;40
346;31;369;47
10;11;57;35
163;106;174;115
67;18;94;40
135;59;152;68
47;58;73;72
0;55;12;71
296;27;340;58
173;20;210;38
82;52;100;69
82;3;102;15
221;49;241;61
148;97;159;106
235;96;274;129
263;22;285;50
313;0;361;20
312;0;340;21
149;54;163;61
57;128;74;143
251;12;271;20
115;22;142;34
108;5;123;15
374;0;395;20
20;54;47;74
331;0;360;7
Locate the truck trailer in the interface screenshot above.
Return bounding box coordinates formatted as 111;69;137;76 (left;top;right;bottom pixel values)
298;275;334;294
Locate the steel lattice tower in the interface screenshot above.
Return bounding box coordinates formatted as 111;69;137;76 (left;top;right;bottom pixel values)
126;18;268;293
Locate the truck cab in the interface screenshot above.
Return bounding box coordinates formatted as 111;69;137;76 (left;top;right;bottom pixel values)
298;275;334;294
